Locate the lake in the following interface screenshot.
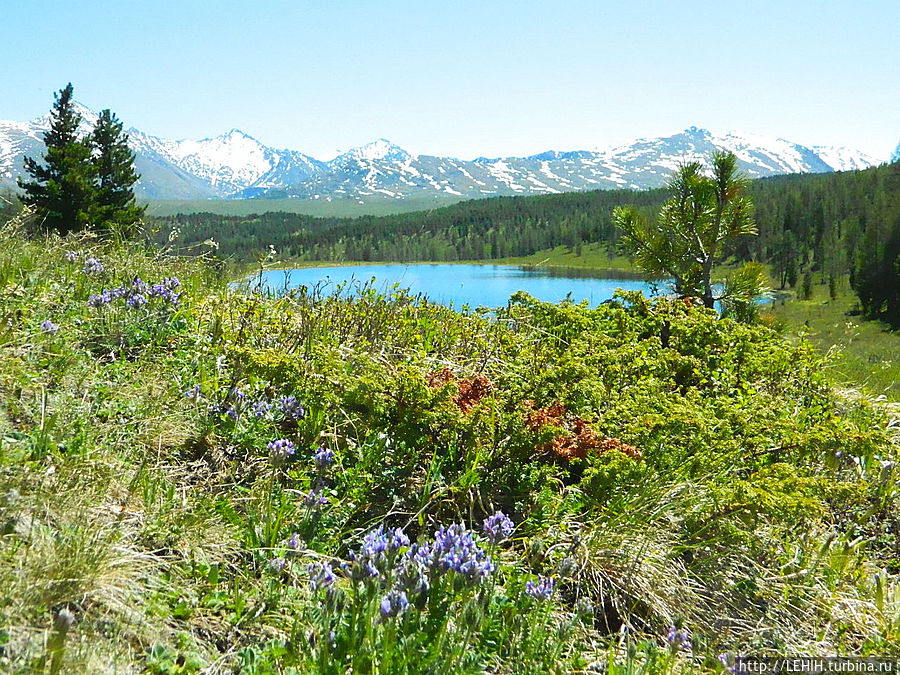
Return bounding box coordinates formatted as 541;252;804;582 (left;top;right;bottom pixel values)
250;264;664;309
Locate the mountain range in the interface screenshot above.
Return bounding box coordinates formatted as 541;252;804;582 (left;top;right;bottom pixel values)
0;103;888;203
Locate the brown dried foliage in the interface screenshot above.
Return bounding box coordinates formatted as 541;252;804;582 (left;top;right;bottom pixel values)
523;400;642;461
427;369;494;413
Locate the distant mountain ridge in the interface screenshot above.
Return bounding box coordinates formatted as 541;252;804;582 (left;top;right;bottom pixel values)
0;105;887;203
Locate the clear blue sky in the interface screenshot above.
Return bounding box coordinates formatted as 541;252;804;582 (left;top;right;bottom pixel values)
3;0;897;160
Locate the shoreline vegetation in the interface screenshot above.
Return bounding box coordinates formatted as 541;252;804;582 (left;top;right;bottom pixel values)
242;244;897;400
2;221;899;672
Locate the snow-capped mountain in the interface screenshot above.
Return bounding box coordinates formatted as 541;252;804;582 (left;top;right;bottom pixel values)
0;106;885;203
891;141;900;164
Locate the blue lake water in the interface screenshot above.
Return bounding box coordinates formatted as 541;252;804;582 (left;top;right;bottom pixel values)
251;264;665;309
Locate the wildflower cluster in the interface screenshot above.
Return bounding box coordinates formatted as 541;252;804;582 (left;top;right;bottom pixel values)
41;319;59;334
482;510;514;544
525;574;555;601
665;625;691;653
81;257;104;275
302;444;335;506
307;561;337;593
268;438;296;466
183;385;306;426
87;277;180;309
314;514;510;622
276;395;305;421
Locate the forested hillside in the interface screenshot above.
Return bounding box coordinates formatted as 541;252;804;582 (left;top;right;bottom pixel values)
151;162;900;323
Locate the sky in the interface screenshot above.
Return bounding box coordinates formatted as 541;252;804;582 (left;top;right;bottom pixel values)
2;0;897;161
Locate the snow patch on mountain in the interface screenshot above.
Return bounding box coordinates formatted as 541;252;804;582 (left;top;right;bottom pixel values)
0;105;884;202
812;145;880;172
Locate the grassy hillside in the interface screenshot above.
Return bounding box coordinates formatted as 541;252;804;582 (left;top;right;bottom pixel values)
1;220;899;673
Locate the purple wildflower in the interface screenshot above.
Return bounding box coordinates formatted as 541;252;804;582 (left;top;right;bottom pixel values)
429;523;494;583
269;557;287;572
286;533;302;551
184;384;202;401
41;319;59;333
126;293;147;308
345;551;381;581
251;400;272;418
268;438;296;465
307;561;336;592
149;280;180;304
395;551;430;596
482;510;514;544
379;590;409;618
666;626;691;652
304;489;328;507
314;446;335;473
64;251;79;262
277;395;305;421
81;257;104;274
525;575;555;601
87;290;112;307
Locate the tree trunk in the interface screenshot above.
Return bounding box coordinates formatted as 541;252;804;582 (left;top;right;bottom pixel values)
701;257;715;308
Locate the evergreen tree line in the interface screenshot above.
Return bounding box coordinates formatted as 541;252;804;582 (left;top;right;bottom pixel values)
151;189;665;262
18;83;144;235
150;162;900;325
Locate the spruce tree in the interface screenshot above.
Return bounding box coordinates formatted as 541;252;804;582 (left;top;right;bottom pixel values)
18;83;96;234
90;109;144;232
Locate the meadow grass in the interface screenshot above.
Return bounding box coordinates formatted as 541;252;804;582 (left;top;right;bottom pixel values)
761;277;899;400
1;216;899;673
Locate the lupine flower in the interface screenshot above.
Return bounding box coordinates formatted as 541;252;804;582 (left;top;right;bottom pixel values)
251;400;272;418
304;489;328;507
88;290;111;307
307;561;336;591
82;257;104;274
395;552;430;596
719;653;736;673
131;277;149;294
126;293;147;308
149;280;181;304
314;446;335;473
269;557;287;572
379;590;409;618
429;523;494;582
41;319;59;333
184;384;202;401
345;551;381;581
268;438;296;465
666;626;691;652
110;286;128;298
525;575;555;601
277;395;305;421
64;251;79;262
482;510;514;544
287;533;302;551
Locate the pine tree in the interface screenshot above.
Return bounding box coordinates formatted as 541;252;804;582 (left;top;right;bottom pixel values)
90;109;144;233
18;83;96;234
612;152;757;308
